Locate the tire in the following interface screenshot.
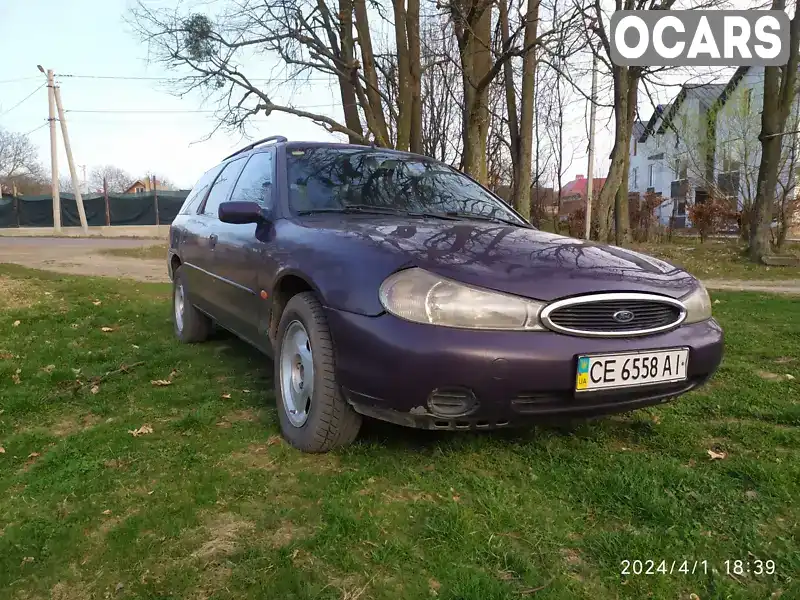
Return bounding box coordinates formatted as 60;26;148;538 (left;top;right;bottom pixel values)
172;265;211;343
274;292;361;452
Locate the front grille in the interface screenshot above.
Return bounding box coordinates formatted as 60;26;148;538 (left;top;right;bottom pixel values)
542;294;684;337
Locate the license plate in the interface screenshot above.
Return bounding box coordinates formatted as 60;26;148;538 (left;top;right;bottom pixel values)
575;348;689;392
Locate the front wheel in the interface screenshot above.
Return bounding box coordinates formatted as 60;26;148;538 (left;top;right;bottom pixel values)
274;292;361;452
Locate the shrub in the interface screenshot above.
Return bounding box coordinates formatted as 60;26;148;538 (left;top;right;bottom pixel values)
687;197;733;243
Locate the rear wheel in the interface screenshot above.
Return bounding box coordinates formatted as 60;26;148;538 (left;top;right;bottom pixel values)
275;292;361;452
172;265;211;343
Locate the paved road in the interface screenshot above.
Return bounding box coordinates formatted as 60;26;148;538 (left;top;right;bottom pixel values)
1;237;799;295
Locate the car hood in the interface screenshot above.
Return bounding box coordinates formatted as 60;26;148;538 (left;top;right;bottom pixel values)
290;217;698;305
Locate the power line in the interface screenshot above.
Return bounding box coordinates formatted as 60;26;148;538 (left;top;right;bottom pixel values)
66;109;216;114
0;83;46;117
65;104;341;115
0;76;40;84
22;122;49;136
57;73;335;83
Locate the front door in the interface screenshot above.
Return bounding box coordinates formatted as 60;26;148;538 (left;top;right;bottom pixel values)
213;150;276;345
195;156;247;319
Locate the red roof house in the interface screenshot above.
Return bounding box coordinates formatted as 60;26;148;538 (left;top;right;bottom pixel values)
559;174;606;217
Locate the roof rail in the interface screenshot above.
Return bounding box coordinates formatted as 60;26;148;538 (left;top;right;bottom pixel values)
223;135;288;161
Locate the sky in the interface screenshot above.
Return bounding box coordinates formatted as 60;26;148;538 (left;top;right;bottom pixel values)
0;0;343;190
0;0;738;191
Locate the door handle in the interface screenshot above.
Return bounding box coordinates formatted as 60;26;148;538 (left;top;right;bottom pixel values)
209;234;218;249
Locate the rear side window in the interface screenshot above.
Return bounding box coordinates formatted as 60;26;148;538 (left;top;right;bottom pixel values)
202;158;246;218
179;164;223;215
229;152;274;210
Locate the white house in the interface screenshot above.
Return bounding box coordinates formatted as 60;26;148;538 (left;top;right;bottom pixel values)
629;67;800;232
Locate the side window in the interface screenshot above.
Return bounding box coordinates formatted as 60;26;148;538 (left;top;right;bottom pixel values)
230;152;274;210
202;158;246;218
179;164;223;215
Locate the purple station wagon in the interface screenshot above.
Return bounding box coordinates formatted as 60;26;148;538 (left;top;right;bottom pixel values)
168;136;724;452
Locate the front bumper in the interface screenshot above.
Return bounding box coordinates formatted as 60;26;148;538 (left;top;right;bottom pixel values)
325;308;724;430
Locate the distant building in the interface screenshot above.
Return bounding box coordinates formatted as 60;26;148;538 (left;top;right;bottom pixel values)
559;174;606;218
124;177;171;194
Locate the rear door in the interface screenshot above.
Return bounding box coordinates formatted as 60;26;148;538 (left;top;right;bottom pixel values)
194;157;247;318
172;164;223;312
213;150;276;344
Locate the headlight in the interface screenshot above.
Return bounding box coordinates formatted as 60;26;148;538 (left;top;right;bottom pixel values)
379;268;544;330
682;283;712;324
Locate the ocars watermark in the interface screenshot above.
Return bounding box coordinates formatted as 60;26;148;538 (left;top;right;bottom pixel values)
610;11;789;66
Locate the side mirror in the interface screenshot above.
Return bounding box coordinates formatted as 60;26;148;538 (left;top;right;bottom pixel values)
218;201;269;224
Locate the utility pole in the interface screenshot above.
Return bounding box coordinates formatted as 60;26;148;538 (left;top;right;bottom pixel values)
53;85;89;233
584;56;598;241
41;66;61;234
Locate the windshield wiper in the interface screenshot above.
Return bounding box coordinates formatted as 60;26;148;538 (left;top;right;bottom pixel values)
296;205;406;216
444;211;528;227
406;211;462;221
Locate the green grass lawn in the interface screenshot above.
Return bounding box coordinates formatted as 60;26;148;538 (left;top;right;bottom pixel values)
631;237;800;281
1;265;798;600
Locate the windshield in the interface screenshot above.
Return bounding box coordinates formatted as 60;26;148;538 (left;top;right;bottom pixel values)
286;147;527;226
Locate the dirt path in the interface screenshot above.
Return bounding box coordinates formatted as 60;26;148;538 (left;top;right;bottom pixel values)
2;237;800;294
0;237;169;282
703;279;800;295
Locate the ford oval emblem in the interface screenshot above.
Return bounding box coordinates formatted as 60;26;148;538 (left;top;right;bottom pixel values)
613;310;635;323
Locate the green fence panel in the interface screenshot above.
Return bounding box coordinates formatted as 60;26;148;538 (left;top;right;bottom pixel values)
0;197;16;228
18;195;55;227
108;194;157;225
60;194;108;227
2;191;190;228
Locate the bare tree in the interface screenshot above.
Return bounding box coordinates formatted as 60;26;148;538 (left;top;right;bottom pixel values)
0;128;43;184
750;0;800;262
130;1;386;145
89;165;132;193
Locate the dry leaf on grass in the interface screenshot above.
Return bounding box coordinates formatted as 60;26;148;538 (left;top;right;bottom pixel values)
102;509;112;515
707;449;727;460
756;370;782;381
266;435;282;446
128;424;153;437
429;579;441;595
12;320;20;327
93;300;102;306
221;393;231;399
42;364;56;373
786;374;796;381
28;452;40;458
0;351;14;360
90;385;100;395
100;327;114;332
151;370;179;387
0;447;5;454
12;369;21;384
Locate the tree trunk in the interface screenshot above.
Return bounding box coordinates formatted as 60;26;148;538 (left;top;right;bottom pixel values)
353;0;391;145
750;0;800;262
514;0;540;221
614;72;637;244
336;0;363;143
393;0;412;150
597;66;628;241
407;0;422;154
455;0;492;182
499;0;520;203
